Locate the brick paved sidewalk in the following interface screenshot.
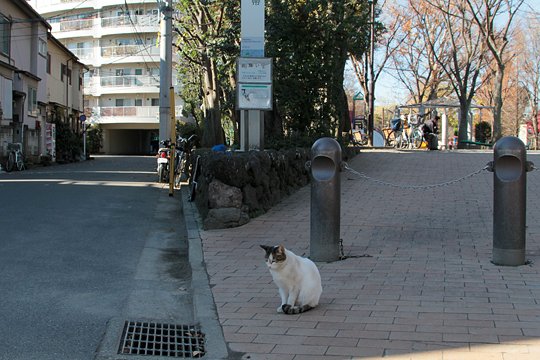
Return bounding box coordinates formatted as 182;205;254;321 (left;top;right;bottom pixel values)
199;149;540;360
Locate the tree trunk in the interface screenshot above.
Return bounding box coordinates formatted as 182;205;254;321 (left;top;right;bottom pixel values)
265;105;283;141
457;99;471;149
533;106;539;150
492;64;504;141
201;55;225;147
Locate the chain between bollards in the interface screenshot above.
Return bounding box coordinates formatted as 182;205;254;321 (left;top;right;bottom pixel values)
343;162;490;190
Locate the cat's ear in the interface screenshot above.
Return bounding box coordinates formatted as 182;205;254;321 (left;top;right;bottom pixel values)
260;245;272;252
276;244;285;254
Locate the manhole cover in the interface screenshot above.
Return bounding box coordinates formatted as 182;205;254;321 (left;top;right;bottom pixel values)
118;321;205;358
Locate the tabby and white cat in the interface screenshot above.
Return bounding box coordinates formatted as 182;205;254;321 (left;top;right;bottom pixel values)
260;245;322;314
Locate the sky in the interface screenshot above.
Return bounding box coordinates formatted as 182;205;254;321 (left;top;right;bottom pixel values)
373;0;540;107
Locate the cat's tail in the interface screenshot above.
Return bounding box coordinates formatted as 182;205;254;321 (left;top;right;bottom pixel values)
281;304;314;315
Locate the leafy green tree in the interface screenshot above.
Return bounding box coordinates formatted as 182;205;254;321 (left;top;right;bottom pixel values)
173;0;240;147
86;125;103;154
174;0;371;147
266;1;370;142
54;120;82;162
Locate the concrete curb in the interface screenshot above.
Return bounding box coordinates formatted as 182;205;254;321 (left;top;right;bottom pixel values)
181;187;230;360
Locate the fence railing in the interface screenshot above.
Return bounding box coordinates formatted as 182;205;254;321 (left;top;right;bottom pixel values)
101;45;159;58
99;75;160;88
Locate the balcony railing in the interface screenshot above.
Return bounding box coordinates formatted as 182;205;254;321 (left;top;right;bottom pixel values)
100;75;160;88
101;15;159;28
98;106;158;118
93;106;183;119
53;14;159;35
59;18;94;32
69;47;94;60
101;44;159;58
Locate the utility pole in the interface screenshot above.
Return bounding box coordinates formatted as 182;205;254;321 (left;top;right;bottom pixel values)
368;0;375;146
159;0;173;142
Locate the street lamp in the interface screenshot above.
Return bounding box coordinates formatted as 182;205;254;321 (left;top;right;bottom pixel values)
367;0;376;146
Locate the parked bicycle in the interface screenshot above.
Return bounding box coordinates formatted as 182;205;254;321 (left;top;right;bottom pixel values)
189;155;201;202
175;134;198;188
385;115;405;148
5;143;25;172
407;113;426;149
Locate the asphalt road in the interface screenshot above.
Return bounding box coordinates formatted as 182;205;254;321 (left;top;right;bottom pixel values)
0;156;192;360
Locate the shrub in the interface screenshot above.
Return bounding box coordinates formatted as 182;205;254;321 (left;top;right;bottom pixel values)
86;126;103;154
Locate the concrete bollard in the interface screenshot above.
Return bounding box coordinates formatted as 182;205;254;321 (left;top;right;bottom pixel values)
308;138;341;262
491;136;533;266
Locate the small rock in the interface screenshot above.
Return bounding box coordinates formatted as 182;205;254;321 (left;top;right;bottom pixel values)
208;180;243;209
203;208;250;230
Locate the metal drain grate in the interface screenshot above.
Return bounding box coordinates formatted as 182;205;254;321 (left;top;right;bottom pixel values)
118;321;205;358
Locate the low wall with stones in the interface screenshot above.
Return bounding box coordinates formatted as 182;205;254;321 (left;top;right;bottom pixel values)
191;148;309;229
191;147;357;230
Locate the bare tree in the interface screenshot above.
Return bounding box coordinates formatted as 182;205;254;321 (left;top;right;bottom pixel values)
349;0;406;124
465;0;524;141
519;18;540;148
423;0;487;148
389;0;452;104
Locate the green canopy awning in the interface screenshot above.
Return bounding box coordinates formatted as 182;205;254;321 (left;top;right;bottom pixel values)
353;91;364;101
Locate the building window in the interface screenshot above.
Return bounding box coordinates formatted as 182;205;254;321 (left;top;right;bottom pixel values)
38;38;47;57
0;13;10;56
135;99;142;106
61;64;66;82
151;98;159;106
46;53;51;74
27;87;37;116
116;99;124;107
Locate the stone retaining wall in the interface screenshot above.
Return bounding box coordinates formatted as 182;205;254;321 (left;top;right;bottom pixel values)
191;147;357;230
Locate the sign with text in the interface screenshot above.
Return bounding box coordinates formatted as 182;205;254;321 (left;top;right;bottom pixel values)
237;57;272;83
241;0;265;57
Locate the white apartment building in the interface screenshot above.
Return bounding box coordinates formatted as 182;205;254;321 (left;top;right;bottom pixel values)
30;0;182;155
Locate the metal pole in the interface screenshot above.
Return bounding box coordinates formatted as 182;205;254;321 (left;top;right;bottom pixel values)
367;0;375;146
169;87;176;197
159;0;172;142
309;138;341;262
83;124;86;159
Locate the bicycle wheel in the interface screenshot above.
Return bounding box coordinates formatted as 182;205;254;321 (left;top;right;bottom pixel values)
385;130;395;147
158;163;165;183
189;155;201;202
5;151;15;172
16;154;24;171
394;133;404;149
174;155;184;188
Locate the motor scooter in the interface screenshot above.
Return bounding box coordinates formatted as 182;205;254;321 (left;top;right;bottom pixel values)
156;139;171;183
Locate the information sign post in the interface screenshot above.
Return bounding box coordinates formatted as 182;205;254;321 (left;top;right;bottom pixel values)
239;0;270;151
